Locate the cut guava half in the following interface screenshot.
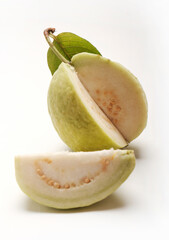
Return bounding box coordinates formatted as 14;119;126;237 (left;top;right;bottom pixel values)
15;148;135;209
72;53;148;142
48;62;127;151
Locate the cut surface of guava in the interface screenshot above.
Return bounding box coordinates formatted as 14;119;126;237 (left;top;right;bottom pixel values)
47;62;127;151
15;148;135;209
72;53;148;142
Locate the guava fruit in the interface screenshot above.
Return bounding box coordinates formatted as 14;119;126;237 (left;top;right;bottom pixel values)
15;148;135;209
72;53;148;142
44;28;148;146
48;62;127;151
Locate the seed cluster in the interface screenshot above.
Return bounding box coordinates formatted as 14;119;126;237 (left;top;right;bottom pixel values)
95;89;122;125
35;157;111;190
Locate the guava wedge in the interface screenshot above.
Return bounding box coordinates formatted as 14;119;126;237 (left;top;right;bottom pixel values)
72;53;148;142
48;62;127;151
15;148;135;209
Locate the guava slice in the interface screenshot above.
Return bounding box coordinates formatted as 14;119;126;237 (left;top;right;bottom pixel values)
15;148;135;209
72;53;148;142
48;62;127;151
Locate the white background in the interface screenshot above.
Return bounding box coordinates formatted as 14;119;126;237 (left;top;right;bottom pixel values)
0;0;169;239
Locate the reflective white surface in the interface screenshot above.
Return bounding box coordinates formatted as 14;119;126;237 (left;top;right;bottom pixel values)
0;0;168;239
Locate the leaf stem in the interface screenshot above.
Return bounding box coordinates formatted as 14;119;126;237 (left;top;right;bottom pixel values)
43;28;70;64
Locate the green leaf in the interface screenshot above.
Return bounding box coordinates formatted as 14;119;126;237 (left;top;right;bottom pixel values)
47;32;101;75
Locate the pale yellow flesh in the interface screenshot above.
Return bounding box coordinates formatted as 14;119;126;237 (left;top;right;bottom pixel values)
72;53;148;142
15;149;135;209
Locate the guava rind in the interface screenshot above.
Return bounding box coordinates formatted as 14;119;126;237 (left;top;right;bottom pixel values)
15;149;135;209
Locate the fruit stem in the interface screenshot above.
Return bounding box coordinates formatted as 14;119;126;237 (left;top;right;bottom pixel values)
44;28;70;64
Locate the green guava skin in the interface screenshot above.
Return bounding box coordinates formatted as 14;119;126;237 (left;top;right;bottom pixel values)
15;149;135;209
47;63;127;151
